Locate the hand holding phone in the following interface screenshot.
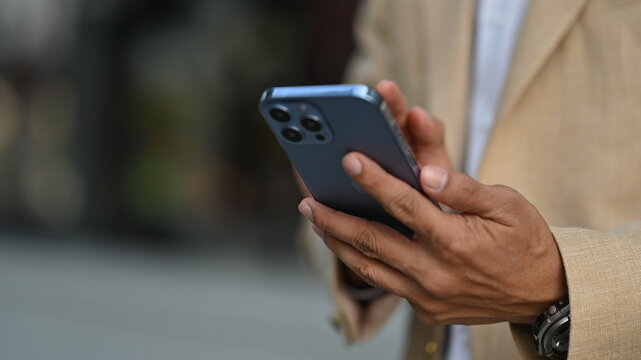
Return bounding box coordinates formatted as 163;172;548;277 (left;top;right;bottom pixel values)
259;81;447;238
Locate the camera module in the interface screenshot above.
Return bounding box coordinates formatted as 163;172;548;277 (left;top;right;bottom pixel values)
301;115;322;132
281;126;303;142
269;105;290;122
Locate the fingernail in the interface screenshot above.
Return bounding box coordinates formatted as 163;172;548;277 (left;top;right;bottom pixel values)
421;165;448;192
298;199;313;221
312;224;325;238
343;155;362;176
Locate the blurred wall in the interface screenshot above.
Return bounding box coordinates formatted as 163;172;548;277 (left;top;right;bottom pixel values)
0;0;358;251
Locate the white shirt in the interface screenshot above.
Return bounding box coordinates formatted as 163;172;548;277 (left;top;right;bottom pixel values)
446;0;530;359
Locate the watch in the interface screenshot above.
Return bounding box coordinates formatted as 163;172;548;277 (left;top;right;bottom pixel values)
532;297;570;359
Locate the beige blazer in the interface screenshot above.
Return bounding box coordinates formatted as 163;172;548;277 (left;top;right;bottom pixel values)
301;0;641;359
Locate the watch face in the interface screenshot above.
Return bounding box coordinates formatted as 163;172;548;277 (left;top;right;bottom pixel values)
534;297;570;358
551;322;570;355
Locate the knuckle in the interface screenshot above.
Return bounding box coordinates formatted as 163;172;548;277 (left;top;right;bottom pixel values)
440;232;471;259
385;192;418;220
489;184;526;215
357;262;381;288
351;228;379;258
419;278;439;295
312;210;332;232
458;178;478;199
445;238;464;256
420;277;456;300
501;186;524;208
490;184;513;197
501;197;522;214
402;256;424;279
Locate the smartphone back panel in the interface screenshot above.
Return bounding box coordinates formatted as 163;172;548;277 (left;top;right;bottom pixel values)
259;84;429;238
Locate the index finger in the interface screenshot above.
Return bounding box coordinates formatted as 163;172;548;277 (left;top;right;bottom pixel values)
300;197;426;278
342;152;448;238
376;80;408;128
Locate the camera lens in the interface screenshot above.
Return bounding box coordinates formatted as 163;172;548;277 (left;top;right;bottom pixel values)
269;106;290;122
301;116;322;132
281;127;303;142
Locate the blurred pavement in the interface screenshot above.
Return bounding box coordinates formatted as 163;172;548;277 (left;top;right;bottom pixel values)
0;238;407;360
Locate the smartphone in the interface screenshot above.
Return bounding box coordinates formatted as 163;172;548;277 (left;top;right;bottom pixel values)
259;84;437;238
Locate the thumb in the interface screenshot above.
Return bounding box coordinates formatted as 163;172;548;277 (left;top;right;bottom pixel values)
419;165;505;217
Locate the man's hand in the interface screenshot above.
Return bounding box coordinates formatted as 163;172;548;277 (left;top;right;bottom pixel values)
295;80;453;291
298;137;567;326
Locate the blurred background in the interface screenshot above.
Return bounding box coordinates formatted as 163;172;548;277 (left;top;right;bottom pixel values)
0;0;408;359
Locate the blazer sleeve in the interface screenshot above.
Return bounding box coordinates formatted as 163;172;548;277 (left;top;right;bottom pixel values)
510;221;641;359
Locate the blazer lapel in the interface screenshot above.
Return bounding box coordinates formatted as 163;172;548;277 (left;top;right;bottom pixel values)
421;0;476;171
496;0;589;122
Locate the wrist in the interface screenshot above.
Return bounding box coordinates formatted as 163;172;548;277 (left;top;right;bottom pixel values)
523;230;569;322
